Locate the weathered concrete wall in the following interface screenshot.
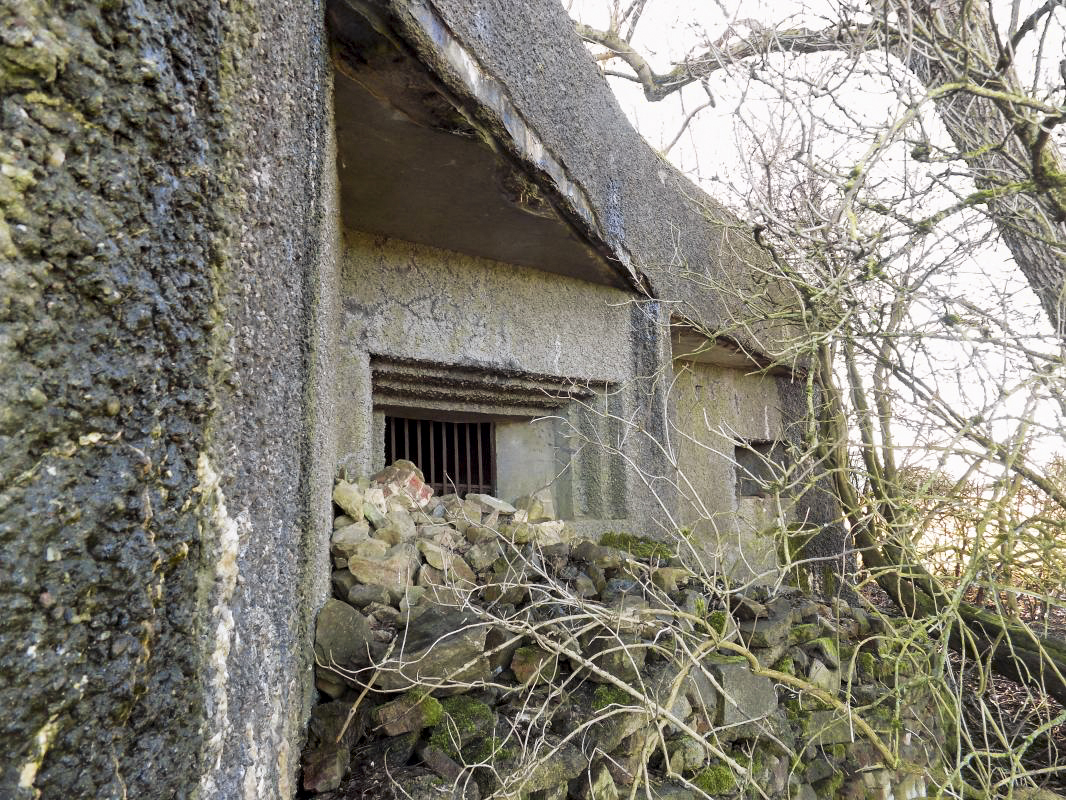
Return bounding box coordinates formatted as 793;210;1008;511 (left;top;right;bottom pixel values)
336;231;670;531
671;360;789;582
0;2;337;798
496;417;563;510
367;0;788;358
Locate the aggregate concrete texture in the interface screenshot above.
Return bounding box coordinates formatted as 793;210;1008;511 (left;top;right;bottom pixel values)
349;0;786;357
0;2;338;798
337;232;667;530
341;231;633;383
671;360;787;582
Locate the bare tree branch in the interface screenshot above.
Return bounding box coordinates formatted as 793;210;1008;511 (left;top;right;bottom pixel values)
575;1;1066;333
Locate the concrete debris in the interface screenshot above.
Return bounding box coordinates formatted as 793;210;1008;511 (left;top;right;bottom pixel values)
306;464;943;799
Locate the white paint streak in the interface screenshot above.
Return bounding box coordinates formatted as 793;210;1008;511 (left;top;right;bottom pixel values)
195;453;242;798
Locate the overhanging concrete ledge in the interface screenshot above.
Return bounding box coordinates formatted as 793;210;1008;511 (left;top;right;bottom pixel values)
330;0;793;361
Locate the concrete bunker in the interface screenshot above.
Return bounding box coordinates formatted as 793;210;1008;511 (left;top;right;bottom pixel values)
325;0;819;559
1;0;901;796
330;8;652;535
669;323;794;582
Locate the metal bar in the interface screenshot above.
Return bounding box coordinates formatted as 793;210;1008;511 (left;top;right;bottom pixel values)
429;419;436;492
415;418;422;474
488;422;496;495
452;422;459;495
389;417;396;465
465;423;472;495
403;418;409;461
475;422;483;493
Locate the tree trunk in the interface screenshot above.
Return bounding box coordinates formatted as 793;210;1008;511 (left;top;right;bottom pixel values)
898;0;1066;333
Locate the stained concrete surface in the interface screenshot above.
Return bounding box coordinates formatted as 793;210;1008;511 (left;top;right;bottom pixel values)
671;360;788;582
0;1;337;798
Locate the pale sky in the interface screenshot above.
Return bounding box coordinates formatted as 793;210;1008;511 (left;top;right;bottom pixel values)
569;0;1066;475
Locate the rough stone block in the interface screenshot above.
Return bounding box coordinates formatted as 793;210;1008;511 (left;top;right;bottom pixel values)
511;646;558;685
331;520;371;557
347;542;419;600
347;583;393;608
396;770;482;800
704;655;778;726
314;598;373;670
419;741;464;782
569;764;619;800
737;609;792;648
465;540;502;571
332;568;359;598
650;567;690;594
375;605;489;692
605;731;655;785
466;493;517;514
806;637;840;669
807;659;841;695
372;511;416;547
374;689;443;736
485;626;523;671
373;459;434;507
301;700;357;793
332;480;365;520
806;710;855;745
513;490;554;522
582;631;646;683
363;499;388;529
667;736;705;774
301;733;350;793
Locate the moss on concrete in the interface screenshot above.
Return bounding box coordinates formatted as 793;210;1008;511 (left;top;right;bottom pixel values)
0;0;333;796
599;531;672;560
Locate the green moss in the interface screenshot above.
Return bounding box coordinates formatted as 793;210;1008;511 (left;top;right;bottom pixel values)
404;689;443;727
462;735;515;764
599;531;672;560
808;637;839;666
440;695;492;734
858;651;876;678
704;653;747;666
814;772;846;798
592;685;631;711
771;656;795;675
787;623;820;645
693;764;736;794
707;610;728;635
783;699;809;737
429;695;493;758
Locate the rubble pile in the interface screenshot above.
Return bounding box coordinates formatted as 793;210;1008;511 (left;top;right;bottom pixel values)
301;461;942;799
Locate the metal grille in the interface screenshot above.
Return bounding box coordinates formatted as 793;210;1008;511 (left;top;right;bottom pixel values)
384;416;495;497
